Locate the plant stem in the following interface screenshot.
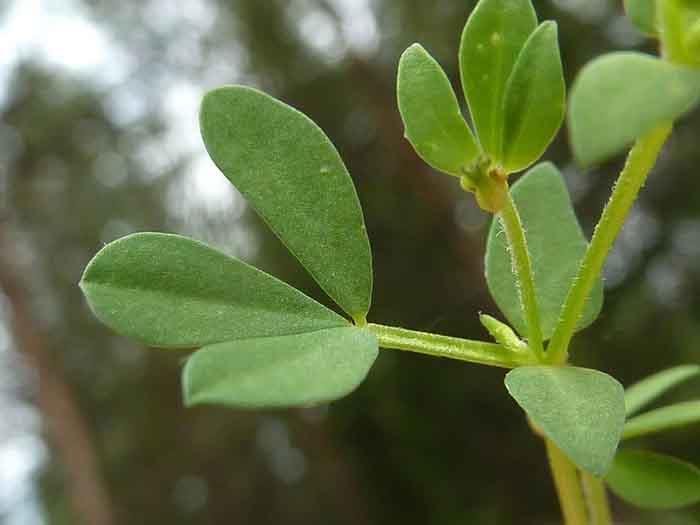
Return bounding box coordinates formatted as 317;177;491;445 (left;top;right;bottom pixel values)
581;471;613;525
547;124;672;364
498;190;545;360
366;323;538;368
545;438;589;525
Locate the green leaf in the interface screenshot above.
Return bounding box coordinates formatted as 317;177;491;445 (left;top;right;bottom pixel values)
485;163;603;339
80;233;348;348
397;43;480;177
607;450;700;509
200;86;373;321
502;21;565;173
569;52;700;166
459;0;537;159
183;326;378;408
623;400;700;439
624;0;658;35
661;0;700;67
505;366;625;476
625;365;700;416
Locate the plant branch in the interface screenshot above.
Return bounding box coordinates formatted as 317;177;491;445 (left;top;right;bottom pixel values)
545;438;589;525
498;190;545;360
367;323;538;368
547;124;672;363
581;471;613;525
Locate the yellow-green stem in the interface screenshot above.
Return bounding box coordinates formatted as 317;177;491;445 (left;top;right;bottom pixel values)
547;124;672;364
498;191;545;360
367;323;538;368
581;471;613;525
545;438;589;525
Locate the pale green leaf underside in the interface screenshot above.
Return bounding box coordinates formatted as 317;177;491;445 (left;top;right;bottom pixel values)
502;21;565;173
505;366;625;476
459;0;537;159
607;450;700;509
624;0;658;35
569;52;700;166
625;364;700;416
200;86;373;320
80;233;347;348
623;400;700;439
485;163;603;339
183;326;378;408
397;44;479;176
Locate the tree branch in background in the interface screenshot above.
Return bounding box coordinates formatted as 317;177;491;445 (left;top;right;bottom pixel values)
0;229;117;525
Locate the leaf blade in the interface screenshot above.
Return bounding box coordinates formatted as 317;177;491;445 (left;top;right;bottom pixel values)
569;52;700;166
505;366;625;476
485;163;603;339
625;364;700;416
607;450;700;509
624;0;658;35
183;326;378;408
397;44;480;176
502;21;565;173
459;0;537;159
200;86;373;320
623;400;700;439
80;233;348;348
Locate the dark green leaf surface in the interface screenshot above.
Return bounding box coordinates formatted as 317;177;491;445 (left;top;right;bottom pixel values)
80;233;348;348
569;52;700;166
502;22;565;173
459;0;537;159
200;86;373;320
397;44;480;176
625;364;700;416
624;0;658;35
505;366;625;476
183;326;378;408
623;400;700;439
607;450;700;509
485;163;603;339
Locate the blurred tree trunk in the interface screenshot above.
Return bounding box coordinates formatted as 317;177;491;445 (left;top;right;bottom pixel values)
0;229;117;525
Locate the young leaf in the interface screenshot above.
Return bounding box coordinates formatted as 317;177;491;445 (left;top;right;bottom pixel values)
505;366;625;476
200;86;373;321
485;163;603;339
625;364;700;416
397;44;480;177
80;233;348;348
623;400;700;439
607;450;700;509
479;314;528;353
183;326;378;408
624;0;658;35
502;21;565;173
459;0;537;159
569;52;700;166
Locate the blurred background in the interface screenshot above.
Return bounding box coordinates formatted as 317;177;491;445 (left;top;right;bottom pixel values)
0;0;699;523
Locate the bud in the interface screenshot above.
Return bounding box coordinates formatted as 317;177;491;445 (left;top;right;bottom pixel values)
460;155;509;213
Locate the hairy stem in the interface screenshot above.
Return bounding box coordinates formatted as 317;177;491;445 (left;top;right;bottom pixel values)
545;438;589;525
498;191;545;360
547;124;672;364
367;323;538;368
581;471;613;525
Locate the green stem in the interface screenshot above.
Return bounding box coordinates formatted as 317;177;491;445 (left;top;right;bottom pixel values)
367;323;537;368
547;124;672;364
581;471;613;525
545;438;589;525
498;191;545;360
